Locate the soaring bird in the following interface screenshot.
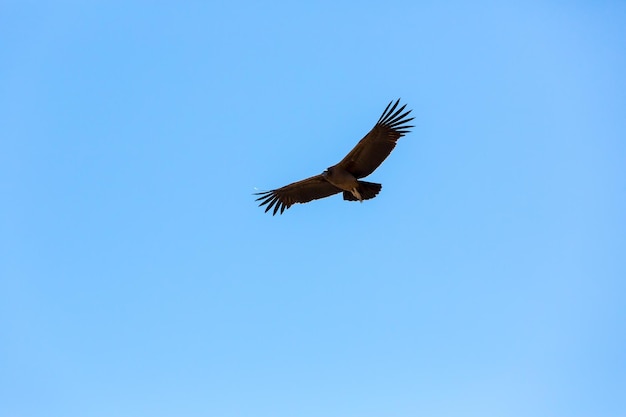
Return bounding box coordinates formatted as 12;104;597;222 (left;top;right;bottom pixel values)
255;99;414;215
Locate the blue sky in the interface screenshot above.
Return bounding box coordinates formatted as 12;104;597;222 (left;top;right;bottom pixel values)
1;1;625;416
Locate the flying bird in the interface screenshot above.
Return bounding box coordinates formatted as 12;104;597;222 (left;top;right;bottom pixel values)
256;99;414;215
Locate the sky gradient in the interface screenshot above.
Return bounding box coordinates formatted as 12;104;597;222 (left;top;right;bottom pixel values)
2;1;625;416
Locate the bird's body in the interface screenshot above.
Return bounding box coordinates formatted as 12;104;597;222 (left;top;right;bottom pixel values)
256;99;413;215
322;166;361;200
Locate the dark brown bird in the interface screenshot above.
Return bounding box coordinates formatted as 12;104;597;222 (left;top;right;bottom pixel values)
255;99;414;215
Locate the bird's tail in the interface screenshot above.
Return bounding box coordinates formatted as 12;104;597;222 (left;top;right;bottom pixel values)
343;181;382;202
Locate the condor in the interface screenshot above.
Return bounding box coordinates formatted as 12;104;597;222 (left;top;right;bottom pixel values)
255;99;414;215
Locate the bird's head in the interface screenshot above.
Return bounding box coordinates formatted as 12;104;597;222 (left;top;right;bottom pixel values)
322;167;332;178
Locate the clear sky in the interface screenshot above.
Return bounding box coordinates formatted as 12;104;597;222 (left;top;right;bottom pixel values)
1;1;625;416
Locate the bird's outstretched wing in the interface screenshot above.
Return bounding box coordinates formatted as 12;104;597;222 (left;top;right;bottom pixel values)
337;99;414;178
255;175;341;215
